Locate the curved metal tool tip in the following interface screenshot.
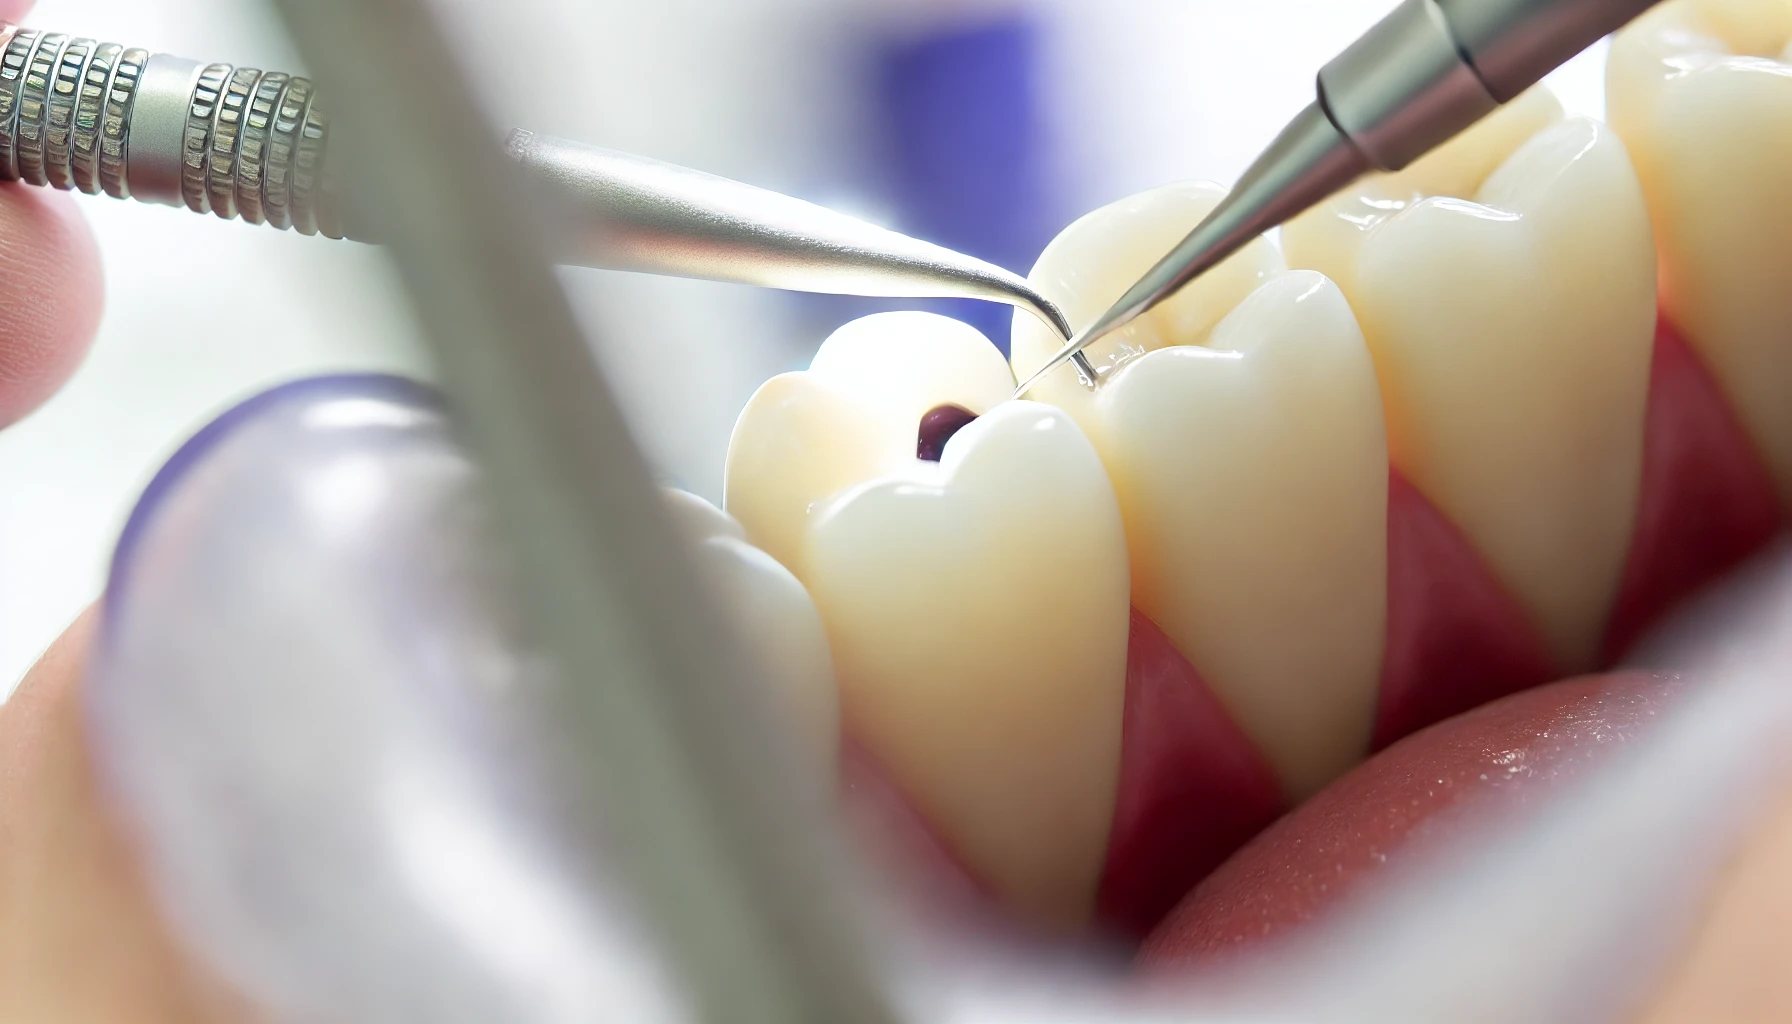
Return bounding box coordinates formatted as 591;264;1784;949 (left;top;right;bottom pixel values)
1017;100;1370;399
1014;321;1099;398
1002;279;1099;391
1010;294;1098;395
506;131;1094;389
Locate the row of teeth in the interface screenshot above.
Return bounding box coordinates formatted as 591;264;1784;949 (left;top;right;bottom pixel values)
670;0;1792;931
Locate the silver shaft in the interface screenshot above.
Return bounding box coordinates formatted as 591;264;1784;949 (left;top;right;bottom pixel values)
0;23;1092;383
1016;0;1664;395
511;129;1098;383
260;0;899;1020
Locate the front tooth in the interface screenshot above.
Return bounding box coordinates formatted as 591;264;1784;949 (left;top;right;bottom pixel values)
727;313;1132;927
665;488;839;777
1283;89;1658;672
1609;0;1792;508
1012;183;1389;800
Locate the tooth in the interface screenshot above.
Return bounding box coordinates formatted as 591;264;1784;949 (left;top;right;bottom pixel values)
1013;181;1282;416
1609;0;1792;508
724;311;1014;577
1283;89;1658;672
665;488;839;777
727;313;1132;927
1013;182;1389;800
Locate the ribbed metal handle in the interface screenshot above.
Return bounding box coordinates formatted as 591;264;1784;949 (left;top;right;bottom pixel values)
0;22;1084;353
0;26;340;236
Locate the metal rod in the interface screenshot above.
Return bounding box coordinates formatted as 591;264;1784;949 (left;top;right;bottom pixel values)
259;0;899;1021
1018;0;1666;391
0;21;1092;384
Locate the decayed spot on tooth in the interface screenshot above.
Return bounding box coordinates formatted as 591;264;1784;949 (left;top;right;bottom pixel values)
663;489;839;778
726;312;1131;927
726;311;1015;575
1015;183;1389;801
1609;0;1792;510
916;404;978;462
1285;88;1658;673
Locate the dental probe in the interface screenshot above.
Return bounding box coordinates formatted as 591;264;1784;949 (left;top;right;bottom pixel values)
1016;0;1664;396
0;23;1098;386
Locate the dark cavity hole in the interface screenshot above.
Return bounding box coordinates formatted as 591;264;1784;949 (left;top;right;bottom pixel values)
917;403;979;462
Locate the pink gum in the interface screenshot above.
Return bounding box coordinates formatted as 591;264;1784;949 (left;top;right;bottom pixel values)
1599;316;1783;663
1094;610;1286;939
1375;312;1782;745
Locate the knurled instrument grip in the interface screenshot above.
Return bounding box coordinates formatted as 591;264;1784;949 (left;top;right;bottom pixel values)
0;25;343;236
0;22;1085;371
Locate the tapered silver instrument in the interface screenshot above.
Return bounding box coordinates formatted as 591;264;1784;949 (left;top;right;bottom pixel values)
1015;0;1667;396
0;23;1097;385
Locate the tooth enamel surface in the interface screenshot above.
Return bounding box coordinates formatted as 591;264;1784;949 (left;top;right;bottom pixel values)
725;312;1014;576
1013;183;1388;799
1610;0;1792;508
727;313;1131;926
1014;181;1281;412
665;489;839;777
1283;89;1657;672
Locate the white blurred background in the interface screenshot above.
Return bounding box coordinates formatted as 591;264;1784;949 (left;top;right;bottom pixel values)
0;0;1608;690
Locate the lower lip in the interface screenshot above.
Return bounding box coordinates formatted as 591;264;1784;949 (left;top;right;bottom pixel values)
1137;668;1692;968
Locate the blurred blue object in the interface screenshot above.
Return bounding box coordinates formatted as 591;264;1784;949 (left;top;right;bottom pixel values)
810;10;1061;358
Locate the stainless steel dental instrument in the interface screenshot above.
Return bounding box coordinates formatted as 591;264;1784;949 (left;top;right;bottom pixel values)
1015;0;1666;396
245;0;897;1019
0;23;1097;385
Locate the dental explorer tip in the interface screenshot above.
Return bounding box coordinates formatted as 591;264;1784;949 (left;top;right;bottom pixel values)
1016;100;1370;402
1002;281;1098;391
1013;327;1093;398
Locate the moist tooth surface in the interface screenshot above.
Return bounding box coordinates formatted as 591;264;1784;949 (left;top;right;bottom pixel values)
726;312;1131;927
1012;182;1389;801
1609;0;1792;509
723;311;1014;578
1283;88;1658;673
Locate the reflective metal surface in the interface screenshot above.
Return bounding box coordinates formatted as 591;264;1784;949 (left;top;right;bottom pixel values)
0;20;1090;380
1437;0;1664;102
511;129;1094;382
1014;101;1367;396
1319;0;1499;172
261;0;897;1020
1017;0;1667;392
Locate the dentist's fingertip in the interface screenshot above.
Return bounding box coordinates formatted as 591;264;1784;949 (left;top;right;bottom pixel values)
0;183;103;428
0;608;223;1022
0;2;35;29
